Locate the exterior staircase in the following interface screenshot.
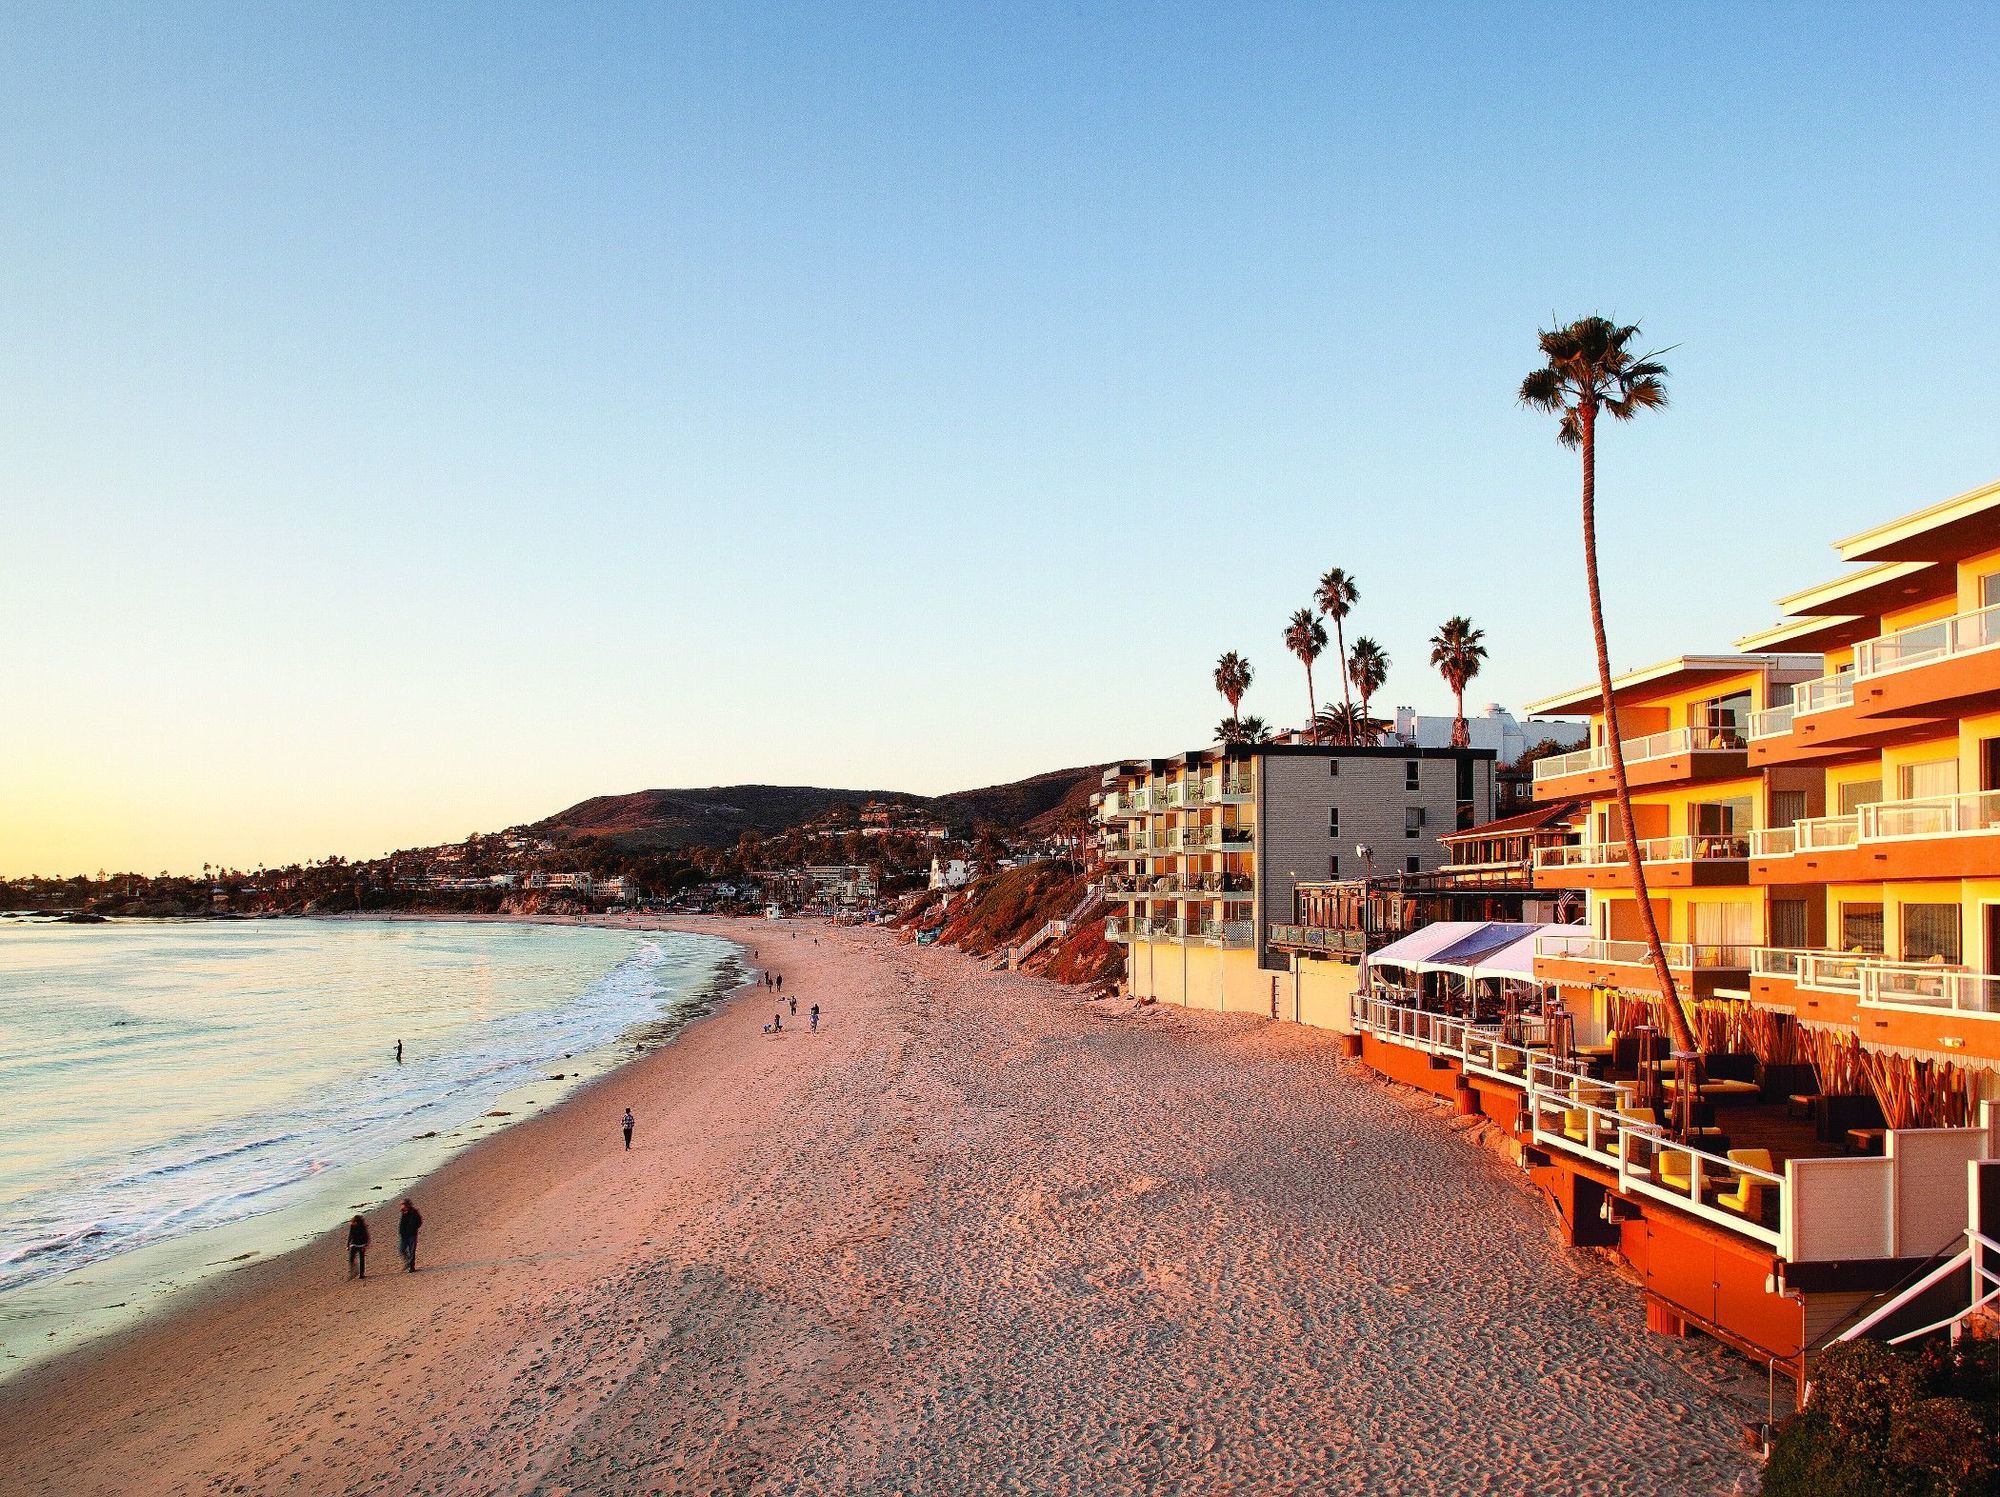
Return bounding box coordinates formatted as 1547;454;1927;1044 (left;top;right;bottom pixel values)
1004;882;1103;970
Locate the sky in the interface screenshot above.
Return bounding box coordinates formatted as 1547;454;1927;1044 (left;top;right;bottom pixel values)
3;3;1998;877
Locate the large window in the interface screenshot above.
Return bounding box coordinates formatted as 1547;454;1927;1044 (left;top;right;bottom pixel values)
1770;899;1809;951
1840;902;1885;955
1405;806;1425;838
1693;690;1751;748
1836;779;1883;816
1405;761;1420;791
1768;790;1808;829
1327;807;1339;837
1902;904;1962;964
1897;758;1959;801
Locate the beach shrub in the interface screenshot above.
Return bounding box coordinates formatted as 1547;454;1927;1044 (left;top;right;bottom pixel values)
1764;1339;2000;1497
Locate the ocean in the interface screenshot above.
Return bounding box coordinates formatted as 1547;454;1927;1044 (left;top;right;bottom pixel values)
0;918;739;1324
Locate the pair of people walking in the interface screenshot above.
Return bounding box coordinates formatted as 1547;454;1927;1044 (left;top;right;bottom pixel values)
345;1198;422;1279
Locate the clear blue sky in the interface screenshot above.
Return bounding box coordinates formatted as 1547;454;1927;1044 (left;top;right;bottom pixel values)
4;3;1997;874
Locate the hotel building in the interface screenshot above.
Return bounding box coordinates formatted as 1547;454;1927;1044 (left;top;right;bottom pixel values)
1326;478;2000;1379
1101;742;1495;1024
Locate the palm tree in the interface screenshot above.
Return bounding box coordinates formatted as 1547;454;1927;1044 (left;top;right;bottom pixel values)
1520;315;1696;1107
1284;608;1328;744
1347;637;1389;730
1314;702;1381;746
1213;651;1253;733
1428;616;1486;748
1237;715;1273;744
1314;568;1359;734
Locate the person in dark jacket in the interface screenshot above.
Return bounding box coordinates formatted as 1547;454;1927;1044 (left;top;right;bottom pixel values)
347;1215;370;1279
397;1199;423;1272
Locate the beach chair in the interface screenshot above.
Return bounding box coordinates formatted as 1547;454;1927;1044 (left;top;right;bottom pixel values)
1604;1106;1656;1160
1717;1149;1775;1220
1561;1107;1591;1145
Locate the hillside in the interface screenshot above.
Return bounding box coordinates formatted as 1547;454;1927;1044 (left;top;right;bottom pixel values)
535;765;1106;851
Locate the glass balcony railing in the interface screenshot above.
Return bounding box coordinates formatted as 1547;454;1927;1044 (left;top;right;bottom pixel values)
1529;726;1747;782
1532;934;1753;970
1532;835;1749;871
1858;788;2000;841
1792;673;1855;716
1747;703;1794;740
1854;602;2000;679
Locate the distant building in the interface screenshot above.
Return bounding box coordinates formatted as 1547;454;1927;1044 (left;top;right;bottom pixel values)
527;871;594;893
1389;704;1585;763
929;857;973;891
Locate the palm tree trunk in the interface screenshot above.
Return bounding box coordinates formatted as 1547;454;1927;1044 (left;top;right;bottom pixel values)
1304;661;1318;744
1453;685;1466;747
1334;619;1353;740
1579;401;1701;1122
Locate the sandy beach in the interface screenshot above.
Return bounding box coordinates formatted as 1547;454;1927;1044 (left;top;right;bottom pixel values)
0;919;1760;1494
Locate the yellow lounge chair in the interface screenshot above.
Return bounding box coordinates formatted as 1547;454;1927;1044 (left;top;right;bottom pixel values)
1657;1148;1695;1194
1562;1107;1590;1144
1717;1148;1775;1219
1604;1106;1655;1160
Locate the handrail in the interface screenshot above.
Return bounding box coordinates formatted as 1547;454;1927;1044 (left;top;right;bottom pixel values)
1793;672;1855;716
1534;834;1750;870
1531;725;1747;782
1854;601;2000;679
1747;702;1795;740
1858;788;2000;841
1531;933;1753;970
1347;991;1783;1248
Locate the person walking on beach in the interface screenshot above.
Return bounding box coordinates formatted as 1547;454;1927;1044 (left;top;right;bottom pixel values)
788;995;796;1018
810;1003;820;1033
776;973;783;993
398;1198;423;1272
346;1214;370;1280
621;1107;635;1150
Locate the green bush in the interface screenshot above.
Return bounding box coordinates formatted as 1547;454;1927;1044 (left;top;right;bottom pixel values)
1764;1339;2000;1497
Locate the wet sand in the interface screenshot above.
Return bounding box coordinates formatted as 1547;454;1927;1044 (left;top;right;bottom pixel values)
0;919;1760;1494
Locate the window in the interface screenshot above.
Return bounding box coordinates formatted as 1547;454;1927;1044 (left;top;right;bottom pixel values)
1404;856;1420;874
1840;902;1885;955
1768;790;1808;829
1897;759;1959;801
1404;806;1425;838
1903;904;1962;964
1405;761;1421;791
1328;806;1340;837
1328;854;1339;878
1836;779;1882;816
1329;760;1340;777
1770;899;1809;950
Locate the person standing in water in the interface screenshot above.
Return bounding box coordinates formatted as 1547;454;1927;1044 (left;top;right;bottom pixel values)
346;1215;370;1279
621;1107;635;1150
398;1198;423;1272
395;1039;403;1065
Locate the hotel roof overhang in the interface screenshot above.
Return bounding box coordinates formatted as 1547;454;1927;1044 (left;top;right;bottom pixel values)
1771;559;1951;621
1731;613;1874;654
1521;654;1822;718
1833;476;2000;565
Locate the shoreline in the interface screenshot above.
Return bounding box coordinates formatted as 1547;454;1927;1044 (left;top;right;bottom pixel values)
0;920;1760;1494
0;912;765;1385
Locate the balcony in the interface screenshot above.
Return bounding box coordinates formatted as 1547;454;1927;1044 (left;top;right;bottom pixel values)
1754;792;2000;882
1532;932;1754;997
1854;601;2000;685
1105;917;1131;943
1530;726;1748;800
1532;834;1749;890
1103;834;1148;860
1267;923;1369;958
1752;947;2000;1023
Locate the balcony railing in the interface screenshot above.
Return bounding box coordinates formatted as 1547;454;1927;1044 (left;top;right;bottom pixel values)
1749;826;1795;857
1854;601;2000;679
1753;815;1860;858
1349;992;1783;1247
1267;923;1368;955
1532;933;1754;971
1860;964;2000;1016
1859;788;2000;841
1793;672;1855;717
1747;702;1795;740
1105;917;1130;943
1533;834;1749;871
1530;725;1747;783
1219;825;1255;849
1218;775;1253;800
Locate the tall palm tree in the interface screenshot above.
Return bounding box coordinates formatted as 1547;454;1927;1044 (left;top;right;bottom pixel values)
1237;715;1273;744
1213;651;1253;733
1428;616;1486;748
1347;637;1389;730
1283;609;1328;744
1520;316;1697;1101
1314;568;1359;735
